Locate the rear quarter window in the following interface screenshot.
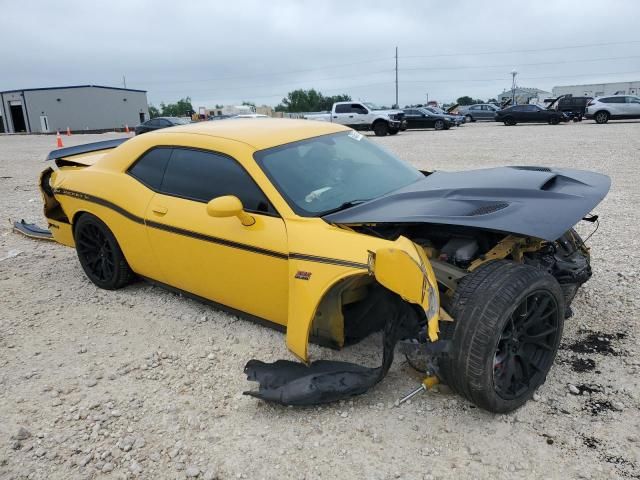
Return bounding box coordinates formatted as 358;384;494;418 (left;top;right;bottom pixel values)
128;148;172;190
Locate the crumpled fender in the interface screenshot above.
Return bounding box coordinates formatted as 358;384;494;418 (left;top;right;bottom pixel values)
285;230;438;362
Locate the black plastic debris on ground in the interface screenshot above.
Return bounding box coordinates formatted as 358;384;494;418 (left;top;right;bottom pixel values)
563;331;626;356
570;357;597;373
583;398;616;416
575;383;604;395
244;287;420;406
582;435;600;449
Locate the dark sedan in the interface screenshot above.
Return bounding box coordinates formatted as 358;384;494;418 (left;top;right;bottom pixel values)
495;105;568;126
134;116;191;135
402;108;453;130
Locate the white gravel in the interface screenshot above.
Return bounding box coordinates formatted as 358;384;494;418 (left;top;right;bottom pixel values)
0;123;639;479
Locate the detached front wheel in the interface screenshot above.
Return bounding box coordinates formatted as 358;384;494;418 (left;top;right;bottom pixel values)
439;261;564;413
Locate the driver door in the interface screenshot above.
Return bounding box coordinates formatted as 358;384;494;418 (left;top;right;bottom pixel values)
144;147;289;326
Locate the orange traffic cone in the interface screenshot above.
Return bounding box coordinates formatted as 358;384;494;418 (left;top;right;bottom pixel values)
125;124;130;134
66;127;71;136
56;131;64;148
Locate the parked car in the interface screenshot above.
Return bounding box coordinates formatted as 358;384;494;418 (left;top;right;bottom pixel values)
459;104;501;122
495;105;568;126
554;95;592;121
134;117;191;135
402;108;452;130
40;119;609;413
585;95;640;124
424;106;464;126
304;101;406;136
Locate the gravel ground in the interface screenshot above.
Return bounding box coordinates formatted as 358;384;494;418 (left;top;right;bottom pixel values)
0;122;639;480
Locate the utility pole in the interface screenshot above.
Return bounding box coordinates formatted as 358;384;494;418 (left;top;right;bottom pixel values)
123;75;127;89
510;70;517;105
395;47;399;108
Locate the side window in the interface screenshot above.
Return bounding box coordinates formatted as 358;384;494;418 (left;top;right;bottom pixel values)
128;148;172;190
335;104;350;114
601;97;624;104
470;105;479;110
160;149;274;214
625;96;640;103
351;104;368;114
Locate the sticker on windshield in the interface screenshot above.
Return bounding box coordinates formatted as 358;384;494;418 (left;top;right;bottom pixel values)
348;130;363;141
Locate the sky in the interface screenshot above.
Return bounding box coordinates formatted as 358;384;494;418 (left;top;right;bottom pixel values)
2;0;640;108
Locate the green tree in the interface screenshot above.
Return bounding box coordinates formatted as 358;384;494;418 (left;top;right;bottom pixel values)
456;96;474;106
275;89;351;112
148;104;160;118
160;97;195;117
241;101;256;107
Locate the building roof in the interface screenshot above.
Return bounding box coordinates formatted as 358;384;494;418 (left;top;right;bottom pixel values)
0;84;146;94
151;118;349;150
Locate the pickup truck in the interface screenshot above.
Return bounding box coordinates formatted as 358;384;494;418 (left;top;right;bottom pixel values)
304;101;406;136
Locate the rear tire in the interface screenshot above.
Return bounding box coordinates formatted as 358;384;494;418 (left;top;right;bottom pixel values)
594;111;609;124
373;121;389;136
74;213;134;290
439;260;564;413
549;116;560;125
388;128;399;135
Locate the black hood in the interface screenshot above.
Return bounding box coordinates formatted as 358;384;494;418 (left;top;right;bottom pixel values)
324;166;610;241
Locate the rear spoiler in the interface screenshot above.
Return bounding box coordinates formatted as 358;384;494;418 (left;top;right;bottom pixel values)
46;138;128;161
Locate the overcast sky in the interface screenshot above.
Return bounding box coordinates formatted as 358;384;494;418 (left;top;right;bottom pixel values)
2;0;640;108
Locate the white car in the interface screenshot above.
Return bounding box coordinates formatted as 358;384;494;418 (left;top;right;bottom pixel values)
304;101;406;136
585;95;640;124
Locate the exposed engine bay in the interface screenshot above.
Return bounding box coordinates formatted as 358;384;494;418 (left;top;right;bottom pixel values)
350;222;593;317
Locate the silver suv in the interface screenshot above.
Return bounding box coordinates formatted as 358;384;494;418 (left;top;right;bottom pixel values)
585;95;640;124
458;104;501;122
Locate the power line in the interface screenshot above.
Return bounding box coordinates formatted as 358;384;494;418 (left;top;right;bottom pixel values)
401;55;640;72
401;40;640;59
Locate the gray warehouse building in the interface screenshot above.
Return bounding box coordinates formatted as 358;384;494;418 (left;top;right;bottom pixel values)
552;81;640;98
0;85;149;134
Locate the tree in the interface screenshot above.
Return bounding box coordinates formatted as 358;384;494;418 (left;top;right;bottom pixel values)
159;97;195;117
148;104;160;119
456;96;474;106
275;89;351;112
487;98;498;104
241;101;256;107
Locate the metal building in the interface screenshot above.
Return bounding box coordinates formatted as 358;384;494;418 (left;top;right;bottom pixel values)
552;81;640;98
0;85;149;134
497;87;551;105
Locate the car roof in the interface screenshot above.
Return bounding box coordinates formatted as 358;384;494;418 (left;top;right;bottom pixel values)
156;118;350;150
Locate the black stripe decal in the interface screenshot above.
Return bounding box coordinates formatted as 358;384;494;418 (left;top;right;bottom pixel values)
55;188;367;269
145;219;288;260
289;253;368;270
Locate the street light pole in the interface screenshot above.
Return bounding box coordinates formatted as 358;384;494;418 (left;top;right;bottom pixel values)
511;70;518;105
395;46;399;109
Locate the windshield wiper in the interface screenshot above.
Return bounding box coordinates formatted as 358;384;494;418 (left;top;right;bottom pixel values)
320;199;372;216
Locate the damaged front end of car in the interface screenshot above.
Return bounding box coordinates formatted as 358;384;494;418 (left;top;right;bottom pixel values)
243;237;451;406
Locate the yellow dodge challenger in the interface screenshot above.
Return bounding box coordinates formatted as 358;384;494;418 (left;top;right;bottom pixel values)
39;119;609;412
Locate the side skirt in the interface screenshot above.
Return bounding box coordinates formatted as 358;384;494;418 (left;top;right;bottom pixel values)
140;276;341;350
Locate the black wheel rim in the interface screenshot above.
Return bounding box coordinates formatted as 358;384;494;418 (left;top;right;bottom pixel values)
77;224;115;282
493;290;560;400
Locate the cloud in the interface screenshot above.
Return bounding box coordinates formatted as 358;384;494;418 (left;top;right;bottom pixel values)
2;0;640;107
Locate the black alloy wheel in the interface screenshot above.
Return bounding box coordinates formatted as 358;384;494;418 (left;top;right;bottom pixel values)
74;214;134;290
493;290;561;400
434;120;445;130
595;111;609;124
373;121;389;136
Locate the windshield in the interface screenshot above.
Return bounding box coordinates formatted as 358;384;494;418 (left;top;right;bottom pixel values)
363;102;383;110
254;131;423;216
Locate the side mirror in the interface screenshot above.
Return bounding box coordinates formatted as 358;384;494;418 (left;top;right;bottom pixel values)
207;195;255;226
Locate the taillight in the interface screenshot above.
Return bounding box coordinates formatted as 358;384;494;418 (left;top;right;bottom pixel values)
587;100;595;106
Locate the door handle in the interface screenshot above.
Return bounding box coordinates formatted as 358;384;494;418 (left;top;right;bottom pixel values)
332;115;338;118
151;205;168;215
349;115;354;118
